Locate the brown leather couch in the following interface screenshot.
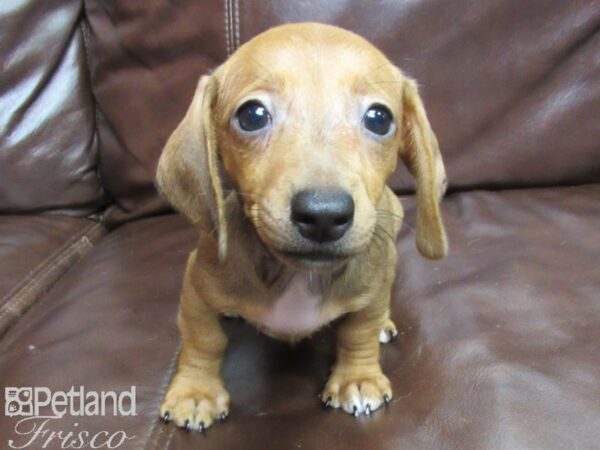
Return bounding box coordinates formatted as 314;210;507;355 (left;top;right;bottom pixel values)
1;1;599;449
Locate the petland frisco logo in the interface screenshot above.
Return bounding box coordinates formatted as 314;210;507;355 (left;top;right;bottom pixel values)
5;386;136;449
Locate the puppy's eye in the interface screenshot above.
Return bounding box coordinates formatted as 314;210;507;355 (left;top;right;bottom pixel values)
236;101;271;132
363;104;393;136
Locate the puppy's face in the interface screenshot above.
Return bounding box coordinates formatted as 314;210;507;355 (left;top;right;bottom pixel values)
157;24;448;270
214;27;407;269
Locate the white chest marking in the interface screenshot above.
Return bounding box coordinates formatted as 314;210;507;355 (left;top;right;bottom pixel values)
259;273;325;335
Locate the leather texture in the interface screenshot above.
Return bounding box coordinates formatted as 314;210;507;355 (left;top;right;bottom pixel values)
0;216;191;448
0;216;104;335
0;0;599;448
1;186;598;449
84;0;228;224
0;0;106;216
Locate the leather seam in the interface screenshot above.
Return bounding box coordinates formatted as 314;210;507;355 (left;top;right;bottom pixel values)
234;0;240;50
0;237;90;319
0;223;94;308
80;9;102;204
162;426;176;450
224;0;231;56
142;341;181;450
0;222;103;331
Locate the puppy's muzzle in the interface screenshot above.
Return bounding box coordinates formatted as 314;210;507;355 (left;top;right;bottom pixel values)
291;189;354;243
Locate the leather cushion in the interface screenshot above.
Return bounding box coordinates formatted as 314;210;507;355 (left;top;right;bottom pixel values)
0;185;598;449
0;0;106;215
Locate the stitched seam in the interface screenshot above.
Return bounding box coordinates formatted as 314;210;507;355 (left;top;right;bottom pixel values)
0;222;99;311
141;341;181;450
80;4;112;216
229;0;235;55
162;426;176;450
0;223;102;327
0;222;98;309
142;341;180;450
81;10;102;203
234;0;240;50
99;204;117;228
0;238;90;320
224;0;231;56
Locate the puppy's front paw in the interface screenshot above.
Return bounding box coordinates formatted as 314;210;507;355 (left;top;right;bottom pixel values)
160;376;230;432
321;369;392;416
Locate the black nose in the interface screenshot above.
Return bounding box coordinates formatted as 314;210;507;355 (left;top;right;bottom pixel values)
291;189;354;243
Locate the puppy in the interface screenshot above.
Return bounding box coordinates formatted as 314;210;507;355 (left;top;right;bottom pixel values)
156;22;447;432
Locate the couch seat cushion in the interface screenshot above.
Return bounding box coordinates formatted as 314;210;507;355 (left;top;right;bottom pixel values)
0;185;598;449
0;216;103;334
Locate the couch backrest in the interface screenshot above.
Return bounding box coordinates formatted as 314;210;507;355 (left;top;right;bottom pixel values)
0;0;107;216
237;0;600;193
2;1;598;223
83;0;227;224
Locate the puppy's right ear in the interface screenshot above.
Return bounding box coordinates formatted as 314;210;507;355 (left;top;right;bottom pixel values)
156;75;228;260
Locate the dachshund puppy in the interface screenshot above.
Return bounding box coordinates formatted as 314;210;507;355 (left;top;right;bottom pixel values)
156;22;447;431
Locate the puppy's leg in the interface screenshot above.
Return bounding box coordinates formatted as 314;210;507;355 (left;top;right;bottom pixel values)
322;295;392;416
160;267;229;432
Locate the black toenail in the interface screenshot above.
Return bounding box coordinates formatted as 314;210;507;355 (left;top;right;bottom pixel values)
184;420;191;431
353;405;359;417
365;404;371;415
220;412;229;421
383;394;391;405
198;421;205;433
161;411;171;422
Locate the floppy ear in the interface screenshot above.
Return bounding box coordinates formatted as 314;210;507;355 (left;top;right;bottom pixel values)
156;75;228;260
400;79;448;260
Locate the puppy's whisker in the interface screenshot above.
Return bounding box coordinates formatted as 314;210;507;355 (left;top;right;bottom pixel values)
235;192;283;226
360;80;405;88
375;213;400;225
375;209;404;220
380;226;396;243
356;61;394;88
402;222;416;234
365;232;394;269
253;205;283;226
375;210;416;234
374;224;396;245
252;221;290;244
248;56;277;83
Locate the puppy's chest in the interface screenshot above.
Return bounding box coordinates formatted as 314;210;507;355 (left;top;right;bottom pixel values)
255;273;334;336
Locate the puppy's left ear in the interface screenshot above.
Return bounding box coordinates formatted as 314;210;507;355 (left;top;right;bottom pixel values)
400;79;448;260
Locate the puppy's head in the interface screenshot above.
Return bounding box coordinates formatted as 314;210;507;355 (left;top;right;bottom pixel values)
157;23;447;269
